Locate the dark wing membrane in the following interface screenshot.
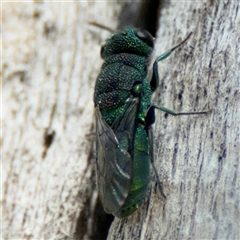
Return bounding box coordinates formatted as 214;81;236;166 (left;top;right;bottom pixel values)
95;98;140;214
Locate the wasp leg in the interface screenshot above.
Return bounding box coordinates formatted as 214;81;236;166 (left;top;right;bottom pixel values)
154;106;210;116
148;127;166;198
150;32;193;92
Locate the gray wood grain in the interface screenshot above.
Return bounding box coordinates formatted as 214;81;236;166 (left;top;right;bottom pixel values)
107;1;240;240
2;2;121;239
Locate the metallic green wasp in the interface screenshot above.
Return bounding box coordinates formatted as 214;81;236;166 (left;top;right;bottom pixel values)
93;28;207;218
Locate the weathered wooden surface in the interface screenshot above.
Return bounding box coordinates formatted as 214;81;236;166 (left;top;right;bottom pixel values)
108;1;240;240
2;2;121;239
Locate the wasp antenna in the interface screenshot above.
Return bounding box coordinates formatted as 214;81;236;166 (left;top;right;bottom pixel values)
170;32;193;53
89;22;115;33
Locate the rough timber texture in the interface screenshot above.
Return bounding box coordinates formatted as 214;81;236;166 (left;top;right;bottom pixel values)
2;2;122;239
2;1;239;240
107;1;240;240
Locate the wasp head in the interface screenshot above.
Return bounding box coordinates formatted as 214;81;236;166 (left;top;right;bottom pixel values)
101;28;154;59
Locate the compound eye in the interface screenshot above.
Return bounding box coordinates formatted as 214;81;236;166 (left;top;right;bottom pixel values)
134;29;154;48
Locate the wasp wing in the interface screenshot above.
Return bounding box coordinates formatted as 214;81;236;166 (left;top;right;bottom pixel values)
96;97;140;214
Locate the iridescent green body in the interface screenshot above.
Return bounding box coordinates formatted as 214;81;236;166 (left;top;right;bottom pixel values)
93;28;201;218
94;28;156;218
